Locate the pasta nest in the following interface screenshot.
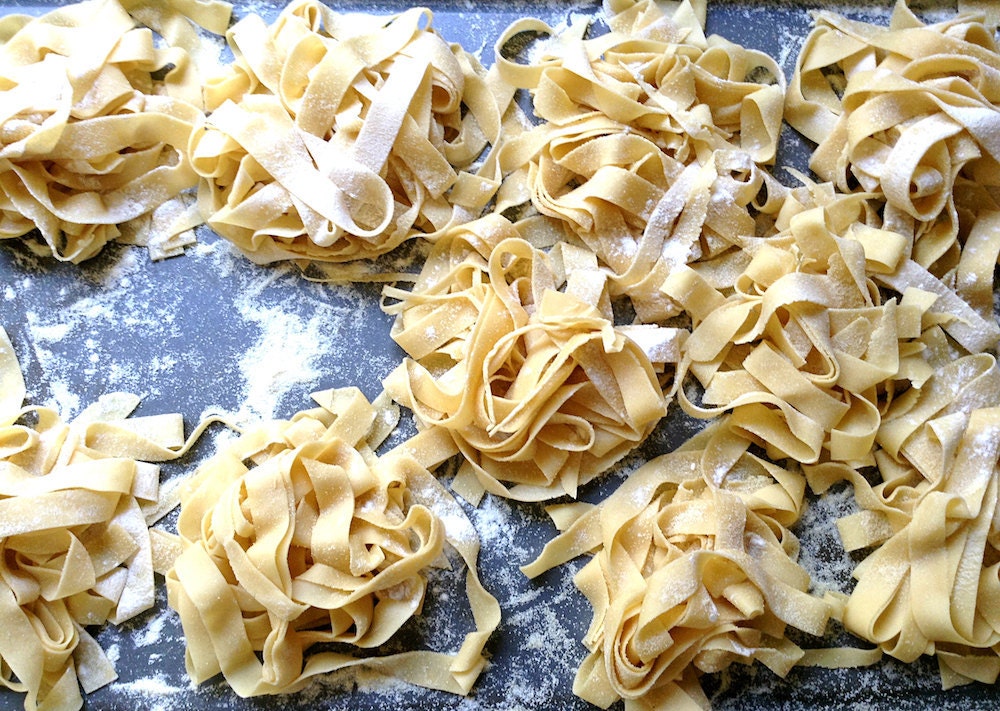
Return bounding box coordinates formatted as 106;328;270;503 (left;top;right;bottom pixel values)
191;0;505;266
493;0;785;320
0;327;192;711
384;217;670;502
785;6;1000;277
497;0;785;163
666;190;993;467
524;423;828;710
0;0;223;262
806;355;1000;683
167;406;448;696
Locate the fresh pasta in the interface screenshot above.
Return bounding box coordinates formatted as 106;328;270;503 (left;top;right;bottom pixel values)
164;387;500;698
807;356;1000;688
508;0;1000;705
5;0;1000;709
495;0;785;320
524;421;830;710
785;1;1000;286
192;0;513;269
0;0;231;262
382;214;682;504
0;327;203;711
665;191;946;466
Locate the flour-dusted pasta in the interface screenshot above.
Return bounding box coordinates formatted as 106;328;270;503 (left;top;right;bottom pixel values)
0;0;231;262
192;0;514;270
0;327;204;711
6;0;1000;709
775;0;1000;693
501;0;1000;702
806;357;1000;688
785;1;1000;289
494;0;784;321
382;214;682;504
524;420;830;710
164;386;500;698
664;192;941;467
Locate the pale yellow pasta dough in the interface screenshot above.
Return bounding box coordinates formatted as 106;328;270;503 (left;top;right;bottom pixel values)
806;355;1000;688
0;0;231;262
192;0;514;270
524;420;829;710
5;0;1000;708
494;0;785;321
665;192;937;467
773;1;1000;693
0;327;205;711
785;0;1000;287
504;1;1000;701
165;386;500;698
382;214;680;504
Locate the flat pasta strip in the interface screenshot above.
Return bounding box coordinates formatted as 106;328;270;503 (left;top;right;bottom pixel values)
0;0;231;262
165;386;500;698
193;0;513;270
382;214;679;503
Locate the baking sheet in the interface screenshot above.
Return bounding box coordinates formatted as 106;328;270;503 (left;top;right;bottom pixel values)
2;1;1000;709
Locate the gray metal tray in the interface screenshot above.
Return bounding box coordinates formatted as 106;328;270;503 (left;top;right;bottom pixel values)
1;1;998;709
